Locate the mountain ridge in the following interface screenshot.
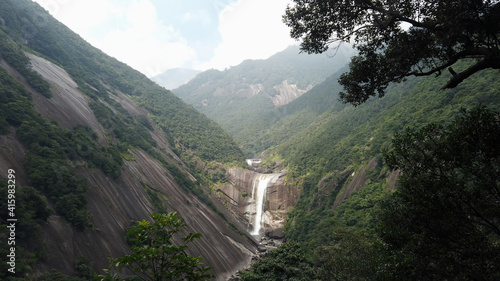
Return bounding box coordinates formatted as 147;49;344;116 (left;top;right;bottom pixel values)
0;0;258;279
151;67;201;90
173;44;355;156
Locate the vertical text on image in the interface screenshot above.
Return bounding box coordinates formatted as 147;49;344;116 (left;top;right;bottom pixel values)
6;169;16;274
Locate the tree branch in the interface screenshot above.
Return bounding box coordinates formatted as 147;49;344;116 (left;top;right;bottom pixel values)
359;4;430;29
442;58;500;89
399;48;500;88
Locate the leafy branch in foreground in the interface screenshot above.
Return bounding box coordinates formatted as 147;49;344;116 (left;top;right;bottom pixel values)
102;212;214;281
284;0;500;105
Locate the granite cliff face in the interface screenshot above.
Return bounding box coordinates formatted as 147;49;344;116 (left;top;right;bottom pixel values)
217;168;300;237
0;53;257;280
272;80;313;107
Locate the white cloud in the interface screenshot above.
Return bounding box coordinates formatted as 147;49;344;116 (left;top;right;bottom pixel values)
33;0;297;75
181;11;211;25
35;0;196;77
198;0;297;70
93;0;196;77
35;0;119;36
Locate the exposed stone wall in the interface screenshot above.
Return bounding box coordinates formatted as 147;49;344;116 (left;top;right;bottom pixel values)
271;80;313;107
217;168;300;235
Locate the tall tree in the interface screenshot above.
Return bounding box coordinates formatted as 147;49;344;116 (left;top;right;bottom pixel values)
379;107;500;280
283;0;500;105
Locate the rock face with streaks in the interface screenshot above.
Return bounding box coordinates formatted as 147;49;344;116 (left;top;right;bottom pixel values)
217;168;300;237
0;52;257;280
272;80;313;107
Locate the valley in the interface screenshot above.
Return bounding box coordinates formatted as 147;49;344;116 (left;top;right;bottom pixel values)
0;0;499;280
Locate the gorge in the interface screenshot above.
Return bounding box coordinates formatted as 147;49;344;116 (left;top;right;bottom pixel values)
0;1;266;279
2;0;500;280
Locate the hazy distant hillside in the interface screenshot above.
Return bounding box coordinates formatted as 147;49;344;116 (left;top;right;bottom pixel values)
174;45;355;156
151;68;201;89
243;65;350;155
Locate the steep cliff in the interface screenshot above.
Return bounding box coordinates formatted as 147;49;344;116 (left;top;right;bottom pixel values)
217;168;300;237
272;80;313;107
0;51;257;279
0;1;258;279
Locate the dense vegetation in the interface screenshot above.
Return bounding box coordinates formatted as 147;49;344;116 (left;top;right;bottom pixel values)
266;61;500;176
174;45;354;156
242;105;500;280
0;30;51;98
105;212;214;281
234;17;500;277
0;181;51;280
234;5;500;275
268;61;500;245
0;0;247;228
0;65;96;229
244;65;350;155
0;0;244;165
0;1;248;279
239;242;316;281
379;107;500;280
0;0;498;279
284;0;500;105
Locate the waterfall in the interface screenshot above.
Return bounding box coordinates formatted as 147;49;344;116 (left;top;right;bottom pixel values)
250;173;280;236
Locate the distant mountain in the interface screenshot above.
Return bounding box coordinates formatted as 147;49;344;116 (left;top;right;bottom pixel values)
151;68;201;90
174;44;356;156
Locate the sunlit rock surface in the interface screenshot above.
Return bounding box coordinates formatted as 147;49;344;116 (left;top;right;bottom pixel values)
217;168;300;237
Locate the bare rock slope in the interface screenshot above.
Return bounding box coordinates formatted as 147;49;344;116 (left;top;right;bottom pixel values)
0;53;257;280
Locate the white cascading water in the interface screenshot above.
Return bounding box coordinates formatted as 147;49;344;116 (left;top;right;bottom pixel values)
250;173;280;236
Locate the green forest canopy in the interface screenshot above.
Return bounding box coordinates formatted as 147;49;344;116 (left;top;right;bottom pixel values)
284;0;500;105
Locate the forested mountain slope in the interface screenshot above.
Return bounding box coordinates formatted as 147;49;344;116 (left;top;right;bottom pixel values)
174;45;355;156
246;66;350;154
0;0;243;166
271;61;500;176
241;0;500;277
0;0;256;279
220;53;498;281
263;60;500;241
241;61;500;281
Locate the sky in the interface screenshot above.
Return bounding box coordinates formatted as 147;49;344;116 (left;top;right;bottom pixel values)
32;0;298;77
